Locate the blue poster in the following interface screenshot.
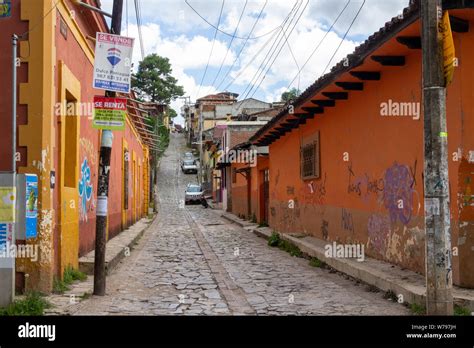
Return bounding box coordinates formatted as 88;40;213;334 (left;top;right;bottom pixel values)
25;174;38;239
0;0;11;18
0;223;12;252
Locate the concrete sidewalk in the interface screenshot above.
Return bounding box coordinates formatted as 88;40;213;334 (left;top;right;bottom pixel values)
79;217;154;275
44;216;155;315
220;211;474;311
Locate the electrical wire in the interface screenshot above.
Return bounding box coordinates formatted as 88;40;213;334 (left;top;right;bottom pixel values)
248;0;309;100
214;0;268;92
18;0;60;39
321;0;366;75
244;0;307;101
126;0;129;36
239;0;301;99
222;24;281;92
134;0;145;60
286;0;351;90
195;0;225;100
207;0;248;93
185;0;284;41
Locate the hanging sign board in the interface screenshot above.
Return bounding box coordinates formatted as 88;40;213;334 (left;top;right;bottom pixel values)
93;96;127;131
93;33;134;93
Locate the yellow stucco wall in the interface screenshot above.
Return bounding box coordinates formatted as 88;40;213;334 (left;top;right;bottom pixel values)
17;0;56;292
57;61;80;273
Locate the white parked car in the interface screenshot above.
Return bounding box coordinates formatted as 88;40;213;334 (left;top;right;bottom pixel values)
181;159;198;174
185;184;204;205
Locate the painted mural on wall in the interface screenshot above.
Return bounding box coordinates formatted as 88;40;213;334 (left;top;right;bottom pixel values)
78;158;93;222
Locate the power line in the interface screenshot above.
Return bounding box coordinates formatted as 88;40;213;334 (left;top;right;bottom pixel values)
214;0;268;92
134;0;145;60
195;0;225;100
185;0;283;41
19;0;60;39
239;0;301;99
321;0;366;75
248;0;310;100
244;0;307;101
222;24;281;92
286;0;351;90
138;0;145;58
207;0;248;94
282;29;301;92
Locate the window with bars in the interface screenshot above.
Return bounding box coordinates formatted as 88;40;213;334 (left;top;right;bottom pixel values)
300;132;320;180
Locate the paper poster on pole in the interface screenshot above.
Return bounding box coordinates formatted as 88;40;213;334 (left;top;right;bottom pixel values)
0;0;12;18
93;33;134;93
93;96;127;131
25;174;38;239
0;187;15;222
442;11;456;85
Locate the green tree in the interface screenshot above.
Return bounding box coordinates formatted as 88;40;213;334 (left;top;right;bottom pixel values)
132;54;185;104
281;88;301;102
169;108;178;118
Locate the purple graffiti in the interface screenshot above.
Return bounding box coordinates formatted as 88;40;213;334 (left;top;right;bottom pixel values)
383;163;414;225
367;214;390;255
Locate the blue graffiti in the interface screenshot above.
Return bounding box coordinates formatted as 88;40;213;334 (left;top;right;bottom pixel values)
79;158;93;221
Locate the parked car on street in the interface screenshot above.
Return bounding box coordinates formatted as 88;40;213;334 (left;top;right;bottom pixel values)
181;159;197;174
185;184;204;205
183;152;194;160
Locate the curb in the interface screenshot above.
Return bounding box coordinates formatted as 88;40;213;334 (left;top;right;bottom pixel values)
221;211;474;310
79;215;156;276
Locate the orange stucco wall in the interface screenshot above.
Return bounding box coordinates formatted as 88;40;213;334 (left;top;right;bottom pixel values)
231;163;250;219
231;155;269;222
267;13;474;287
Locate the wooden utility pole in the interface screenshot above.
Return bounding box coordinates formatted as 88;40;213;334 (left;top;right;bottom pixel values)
421;0;453;315
93;0;124;296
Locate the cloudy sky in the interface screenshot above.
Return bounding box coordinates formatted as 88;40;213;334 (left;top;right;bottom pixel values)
101;0;409;125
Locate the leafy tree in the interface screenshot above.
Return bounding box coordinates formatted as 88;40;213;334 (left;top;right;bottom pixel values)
281;88;301;103
132;54;184;104
169;108;178;118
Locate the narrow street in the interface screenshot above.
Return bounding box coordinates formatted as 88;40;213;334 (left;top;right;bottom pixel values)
73;133;409;316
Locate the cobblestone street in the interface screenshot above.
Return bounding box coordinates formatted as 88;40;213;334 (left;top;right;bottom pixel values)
73;134;409;315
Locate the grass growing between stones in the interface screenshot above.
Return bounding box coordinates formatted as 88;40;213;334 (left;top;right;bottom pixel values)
407;303;470;316
53;266;87;294
309;257;325;268
409;303;426;315
454;305;471;316
268;232;302;257
0;292;51;316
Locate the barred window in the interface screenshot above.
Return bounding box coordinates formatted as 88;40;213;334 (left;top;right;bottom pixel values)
300;132;320;180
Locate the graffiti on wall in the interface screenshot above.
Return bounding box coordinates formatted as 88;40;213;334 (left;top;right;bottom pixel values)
347;163;363;197
300;172;327;205
78;158;93;222
341;208;355;233
346;163;384;202
367;214;391;255
321;219;329;240
383;162;416;225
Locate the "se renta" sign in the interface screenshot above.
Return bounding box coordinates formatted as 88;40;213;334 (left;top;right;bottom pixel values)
93;33;134;93
93;96;127;131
